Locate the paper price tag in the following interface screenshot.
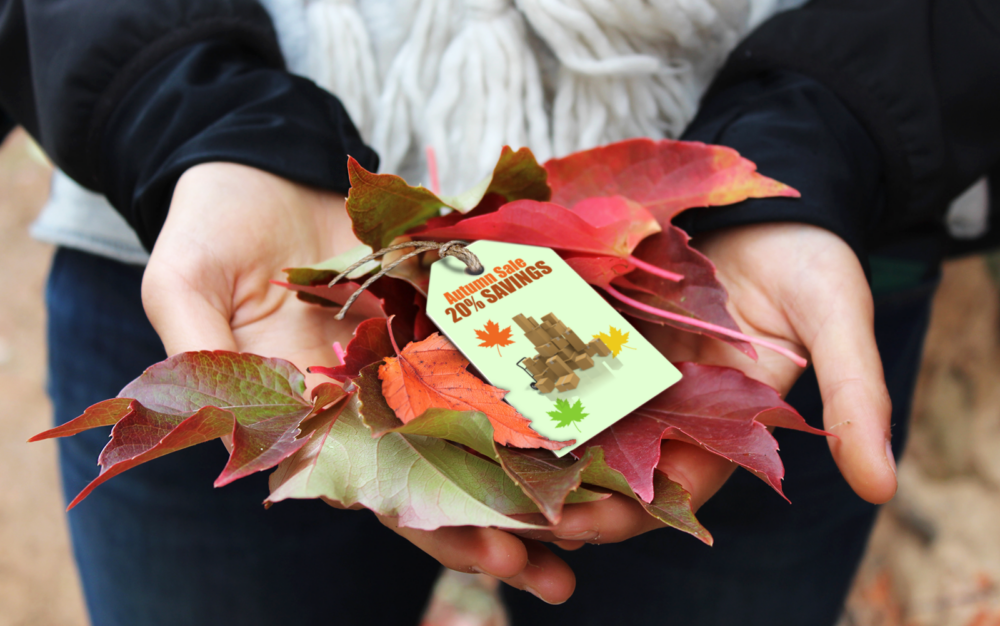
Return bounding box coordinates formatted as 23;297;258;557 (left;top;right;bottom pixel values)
428;241;681;456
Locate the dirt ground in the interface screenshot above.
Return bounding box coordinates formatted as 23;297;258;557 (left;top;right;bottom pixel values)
2;128;999;626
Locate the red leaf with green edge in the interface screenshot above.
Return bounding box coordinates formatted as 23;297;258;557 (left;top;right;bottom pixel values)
29;398;132;441
576;447;712;545
33;352;347;508
610;226;756;359
309;318;396;382
75;404;234;509
579;362;830;503
544;138;799;223
266;395;547;530
347;157;448;250
347;147;550;250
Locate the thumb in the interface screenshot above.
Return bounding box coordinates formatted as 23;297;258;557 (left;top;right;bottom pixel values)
798;272;896;504
141;255;238;357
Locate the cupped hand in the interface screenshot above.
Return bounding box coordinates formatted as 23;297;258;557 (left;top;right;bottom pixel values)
141;163;575;604
535;222;895;549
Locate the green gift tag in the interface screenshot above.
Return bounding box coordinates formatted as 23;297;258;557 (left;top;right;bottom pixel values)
428;241;682;456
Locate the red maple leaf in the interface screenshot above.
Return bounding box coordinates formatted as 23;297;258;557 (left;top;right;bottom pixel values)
475;320;515;356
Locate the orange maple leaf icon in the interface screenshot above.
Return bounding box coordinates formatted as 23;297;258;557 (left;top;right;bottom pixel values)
475;320;515;356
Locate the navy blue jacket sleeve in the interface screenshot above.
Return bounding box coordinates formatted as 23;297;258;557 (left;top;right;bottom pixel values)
0;0;376;250
680;0;1000;261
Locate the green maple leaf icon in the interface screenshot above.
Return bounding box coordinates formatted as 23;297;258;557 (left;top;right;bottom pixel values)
547;398;589;433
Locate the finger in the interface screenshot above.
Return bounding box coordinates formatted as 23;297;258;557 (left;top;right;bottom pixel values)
792;261;896;504
656;440;738;511
548;493;662;544
553;540;585;551
501;539;576;605
539;443;735;545
383;519;528;580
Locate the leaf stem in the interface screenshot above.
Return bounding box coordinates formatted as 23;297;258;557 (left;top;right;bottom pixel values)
386;315;401;356
425;146;441;196
627;256;684;282
603;285;808;368
332;341;346;365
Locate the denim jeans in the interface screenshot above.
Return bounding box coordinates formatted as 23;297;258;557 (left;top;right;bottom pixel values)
46;246;938;626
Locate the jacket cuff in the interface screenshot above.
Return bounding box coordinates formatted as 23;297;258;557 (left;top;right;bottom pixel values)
677;70;884;271
100;39;378;251
0;108;13;144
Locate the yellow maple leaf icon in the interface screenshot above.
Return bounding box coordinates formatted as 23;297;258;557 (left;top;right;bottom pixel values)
593;326;635;357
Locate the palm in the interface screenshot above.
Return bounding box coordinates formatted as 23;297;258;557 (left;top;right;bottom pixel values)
538;222;896;547
142;163;361;380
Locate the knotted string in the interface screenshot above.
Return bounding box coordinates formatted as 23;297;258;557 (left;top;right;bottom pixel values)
327;240;483;320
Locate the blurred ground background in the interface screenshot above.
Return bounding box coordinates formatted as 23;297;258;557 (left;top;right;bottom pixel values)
2;127;999;626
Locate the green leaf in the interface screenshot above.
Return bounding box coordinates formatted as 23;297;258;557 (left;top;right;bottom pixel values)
387;408;499;461
548;398;589;432
282;244;376;286
356;361;404;435
346;147;551;250
493;445;607;524
439;146;552;211
266;396;546;530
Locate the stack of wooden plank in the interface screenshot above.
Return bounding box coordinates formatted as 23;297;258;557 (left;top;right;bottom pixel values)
513;312;611;393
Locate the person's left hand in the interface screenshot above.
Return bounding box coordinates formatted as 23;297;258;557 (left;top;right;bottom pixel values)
519;222;895;550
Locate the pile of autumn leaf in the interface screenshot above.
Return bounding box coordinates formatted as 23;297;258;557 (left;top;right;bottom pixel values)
32;139;829;544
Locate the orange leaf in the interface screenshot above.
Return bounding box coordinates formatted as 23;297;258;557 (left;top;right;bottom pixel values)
474;320;515;356
378;332;569;451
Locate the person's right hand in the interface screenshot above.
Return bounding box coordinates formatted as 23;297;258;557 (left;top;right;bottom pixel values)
142;162;577;604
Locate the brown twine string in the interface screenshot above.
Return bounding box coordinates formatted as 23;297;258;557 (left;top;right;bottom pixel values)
327;240;483;320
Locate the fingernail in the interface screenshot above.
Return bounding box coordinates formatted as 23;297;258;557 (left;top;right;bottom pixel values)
555;529;598;541
885;439;897;477
525;586;564;605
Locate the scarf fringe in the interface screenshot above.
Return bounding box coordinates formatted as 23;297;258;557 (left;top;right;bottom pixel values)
301;0;782;191
306;0;381;139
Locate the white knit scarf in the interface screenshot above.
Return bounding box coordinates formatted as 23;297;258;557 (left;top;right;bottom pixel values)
299;0;789;194
32;0;806;265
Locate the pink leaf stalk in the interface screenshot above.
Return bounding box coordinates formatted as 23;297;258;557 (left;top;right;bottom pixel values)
332;341;346;365
627;255;683;282
603;285;808;368
425;146;441;196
